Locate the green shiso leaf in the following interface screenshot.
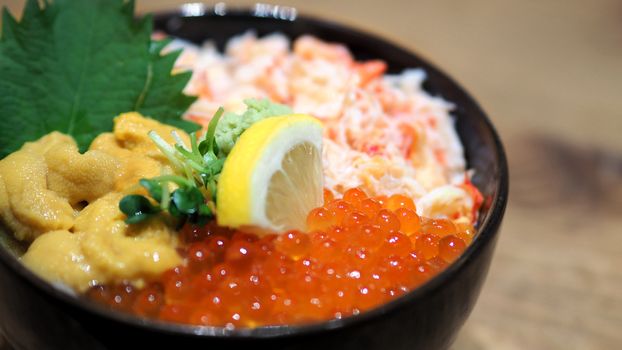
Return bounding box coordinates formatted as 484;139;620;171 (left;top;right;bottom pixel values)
0;0;199;158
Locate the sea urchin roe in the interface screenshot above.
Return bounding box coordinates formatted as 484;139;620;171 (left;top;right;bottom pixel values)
86;188;475;327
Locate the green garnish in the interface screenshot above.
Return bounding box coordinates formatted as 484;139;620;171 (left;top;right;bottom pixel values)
119;195;161;225
215;98;292;155
120;175;213;228
0;0;199;158
120;109;225;226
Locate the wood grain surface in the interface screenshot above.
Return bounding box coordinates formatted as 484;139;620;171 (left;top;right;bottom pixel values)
1;0;621;349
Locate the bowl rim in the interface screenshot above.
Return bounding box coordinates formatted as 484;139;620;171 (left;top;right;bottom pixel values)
0;4;509;340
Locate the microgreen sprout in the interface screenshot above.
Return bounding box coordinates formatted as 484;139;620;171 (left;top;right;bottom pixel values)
119;108;225;226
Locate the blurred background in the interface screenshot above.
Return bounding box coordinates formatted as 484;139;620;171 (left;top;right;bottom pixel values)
1;0;621;349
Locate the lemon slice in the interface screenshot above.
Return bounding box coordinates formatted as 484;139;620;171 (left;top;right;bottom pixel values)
217;114;323;232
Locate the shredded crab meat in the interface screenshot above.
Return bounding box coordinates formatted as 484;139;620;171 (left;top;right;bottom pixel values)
167;32;481;223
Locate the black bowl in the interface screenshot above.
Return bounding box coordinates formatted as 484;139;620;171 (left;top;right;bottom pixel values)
0;5;508;350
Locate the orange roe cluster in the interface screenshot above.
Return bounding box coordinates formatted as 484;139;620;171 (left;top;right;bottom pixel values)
86;188;475;328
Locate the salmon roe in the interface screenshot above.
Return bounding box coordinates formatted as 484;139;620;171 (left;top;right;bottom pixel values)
86;188;475;328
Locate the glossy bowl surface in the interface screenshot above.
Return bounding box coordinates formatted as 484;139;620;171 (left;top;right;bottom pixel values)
0;5;508;350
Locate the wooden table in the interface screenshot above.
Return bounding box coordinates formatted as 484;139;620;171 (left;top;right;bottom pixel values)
2;0;621;349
